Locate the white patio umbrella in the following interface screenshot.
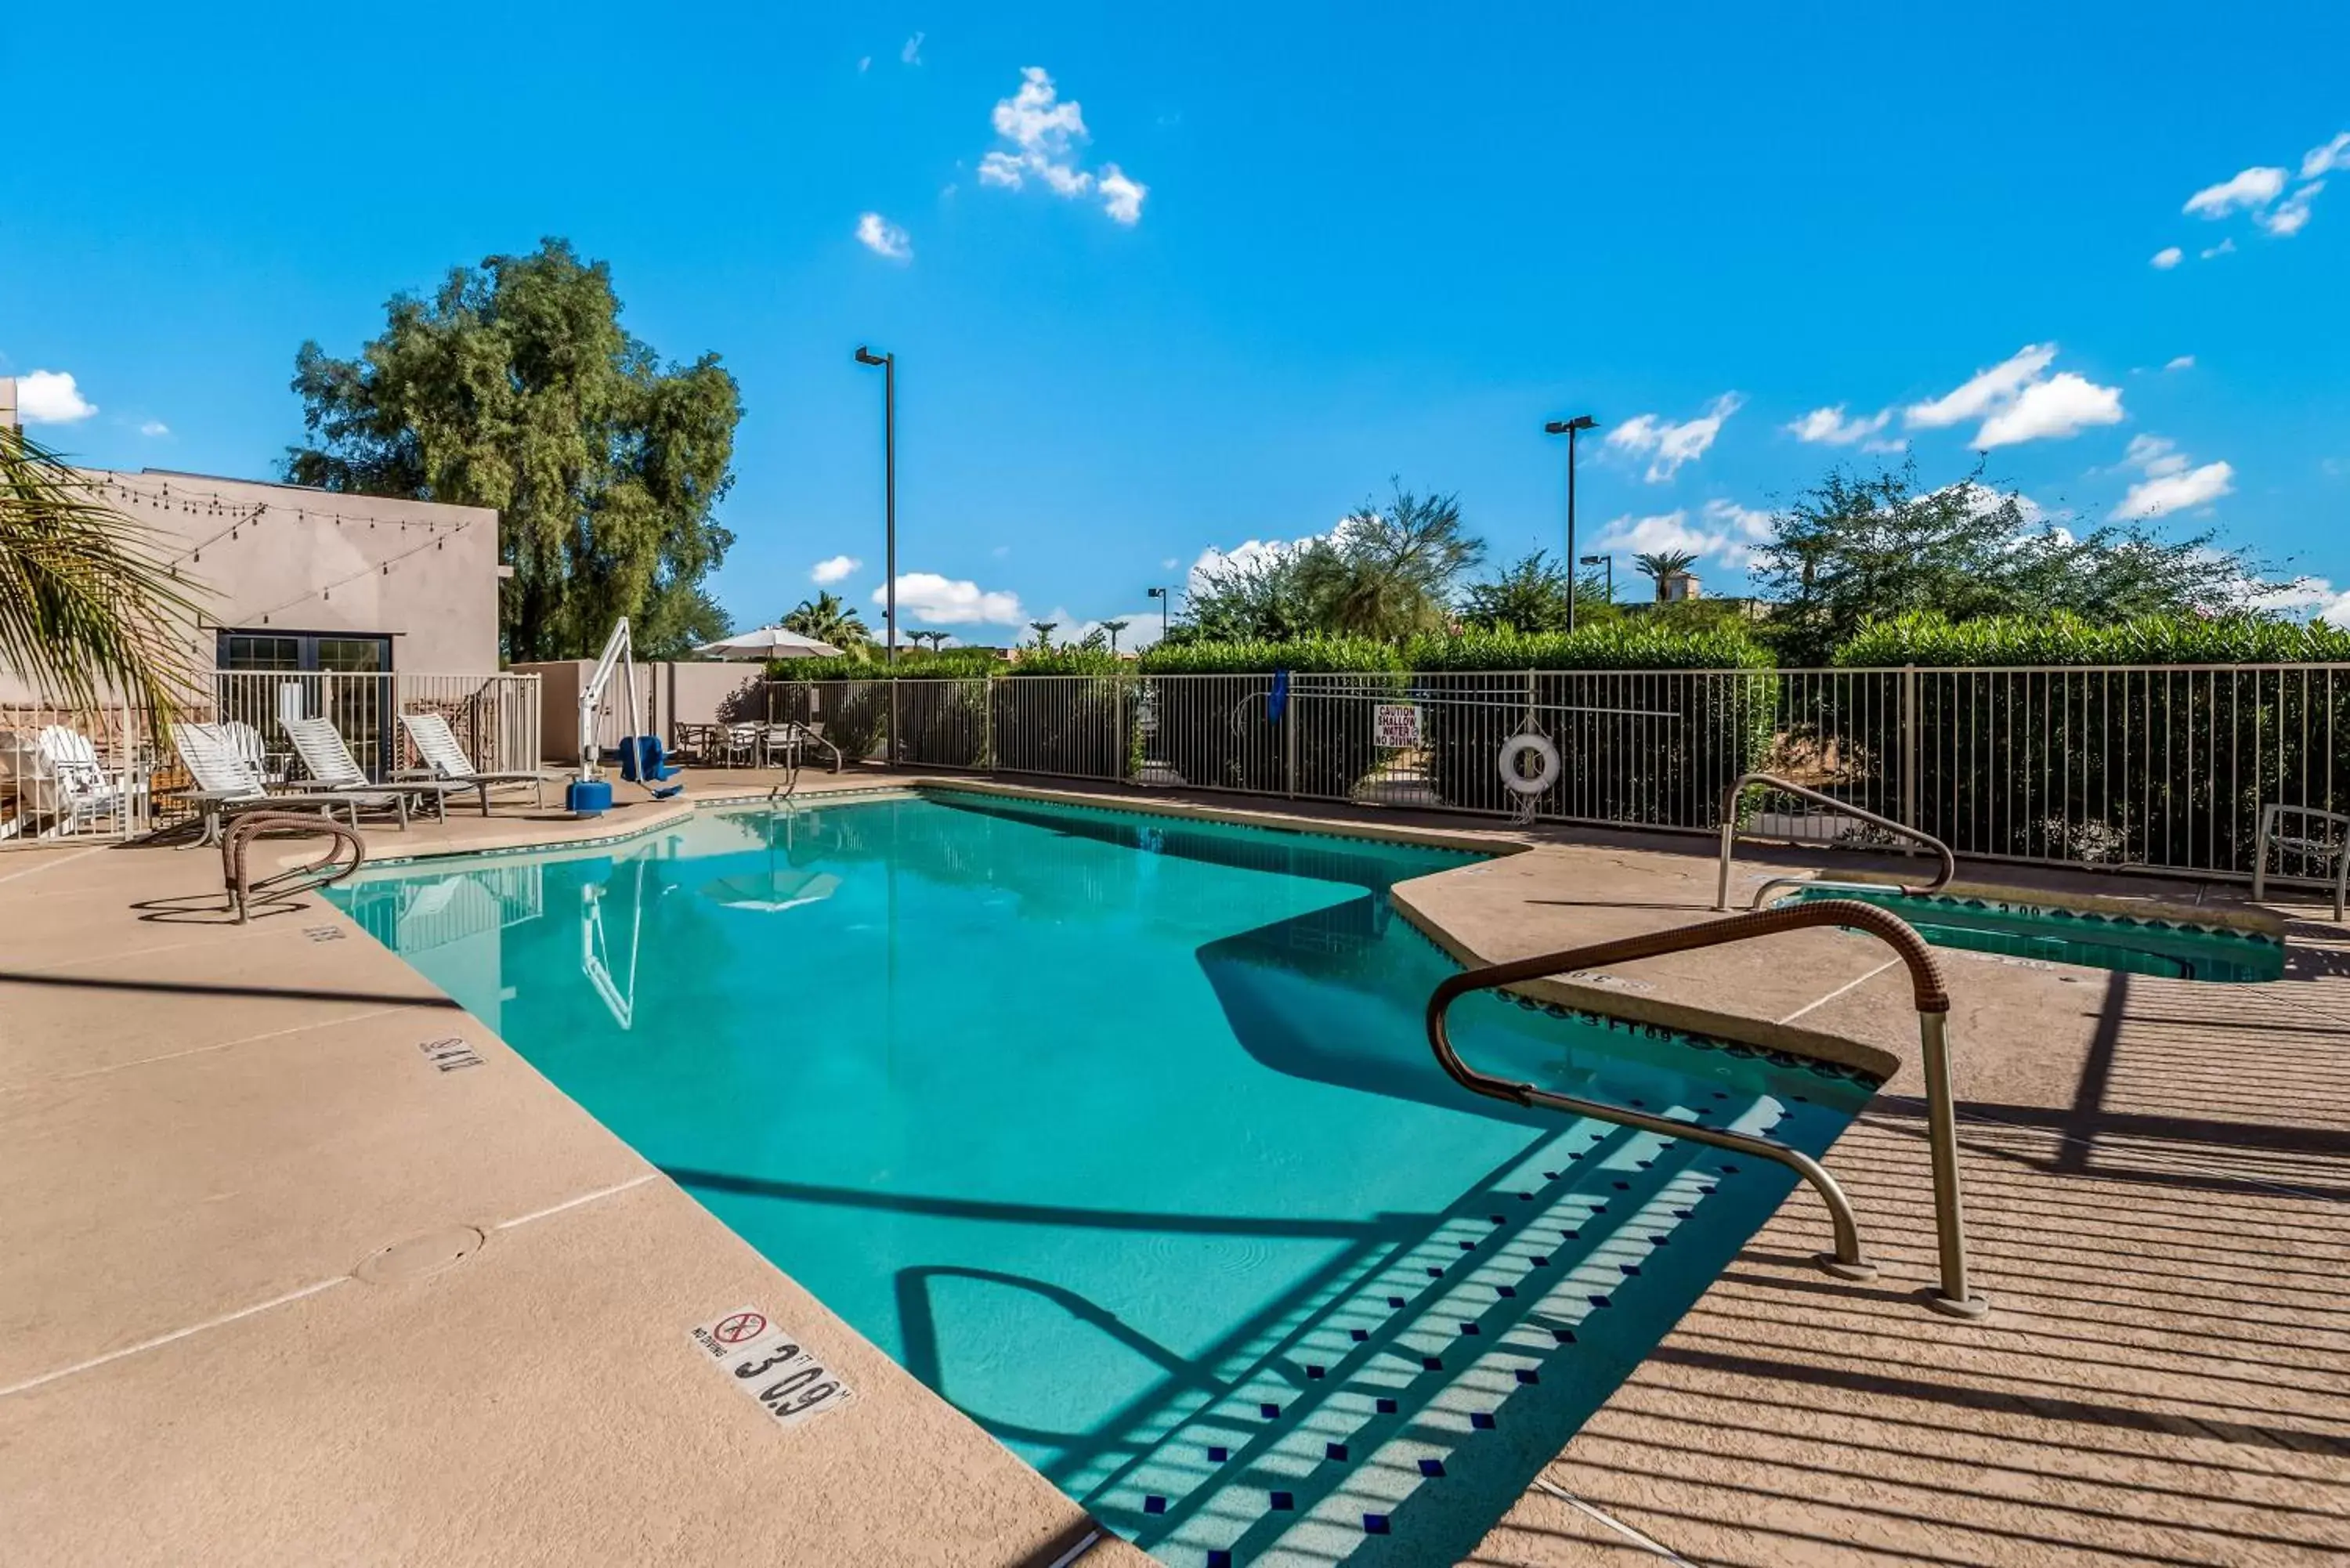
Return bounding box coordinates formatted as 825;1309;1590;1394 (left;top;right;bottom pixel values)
692;625;844;660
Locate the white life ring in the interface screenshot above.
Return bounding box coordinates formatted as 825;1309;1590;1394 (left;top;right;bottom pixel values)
1498;733;1560;797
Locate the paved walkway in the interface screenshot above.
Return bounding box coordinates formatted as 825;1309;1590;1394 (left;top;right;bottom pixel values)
3;771;2345;1564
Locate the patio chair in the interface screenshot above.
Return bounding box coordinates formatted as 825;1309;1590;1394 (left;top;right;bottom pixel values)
2253;803;2350;922
32;725;131;835
221;720;291;785
764;721;844;772
397;711;547;815
283;717;464;826
723;721;763;768
171;722;393;845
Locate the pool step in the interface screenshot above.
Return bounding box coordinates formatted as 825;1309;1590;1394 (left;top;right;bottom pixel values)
1080;1097;1795;1566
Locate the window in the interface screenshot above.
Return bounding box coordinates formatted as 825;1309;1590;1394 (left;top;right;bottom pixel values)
216;631;392;674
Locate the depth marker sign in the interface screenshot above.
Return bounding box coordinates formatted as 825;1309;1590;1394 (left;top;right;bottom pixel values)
689;1306;855;1430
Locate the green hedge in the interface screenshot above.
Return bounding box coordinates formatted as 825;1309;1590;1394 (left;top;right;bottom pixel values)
1402;627;1776;819
1137;636;1401;675
1832;610;2350;667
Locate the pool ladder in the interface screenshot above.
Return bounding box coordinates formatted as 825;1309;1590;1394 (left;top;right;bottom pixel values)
1426;899;1987;1319
1717;771;1958;912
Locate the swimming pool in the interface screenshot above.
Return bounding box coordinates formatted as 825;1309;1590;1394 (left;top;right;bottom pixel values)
1783;883;2284;983
336;789;1872;1564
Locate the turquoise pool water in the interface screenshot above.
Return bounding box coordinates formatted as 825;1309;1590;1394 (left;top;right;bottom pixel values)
336;790;1871;1565
1787;884;2284;983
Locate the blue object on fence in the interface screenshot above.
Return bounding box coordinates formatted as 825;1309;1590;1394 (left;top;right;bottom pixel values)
1268;669;1290;724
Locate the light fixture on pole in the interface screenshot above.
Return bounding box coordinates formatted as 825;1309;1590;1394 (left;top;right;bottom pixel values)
855;345;897;763
1578;551;1613;606
1147;585;1170;641
1545;414;1599;634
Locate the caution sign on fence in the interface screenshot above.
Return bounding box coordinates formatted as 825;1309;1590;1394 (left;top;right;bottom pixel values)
1374;703;1423;749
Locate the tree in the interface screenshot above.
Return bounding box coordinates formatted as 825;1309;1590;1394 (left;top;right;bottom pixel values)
1752;458;2273;664
285;237;742;662
783;591;870;648
0;428;203;718
1459;550;1613;632
637;585;732;659
1028;620;1058;649
1300;482;1484;638
1101;618;1130;655
1183;479;1484;642
1634;550;1700;602
906;630;947;652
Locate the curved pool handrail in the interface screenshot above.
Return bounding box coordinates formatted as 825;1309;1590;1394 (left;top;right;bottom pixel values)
221;810;367;923
1717;771;1955;913
1425;898;1986;1319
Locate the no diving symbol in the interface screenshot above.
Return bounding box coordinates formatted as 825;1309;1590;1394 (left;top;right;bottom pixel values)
715;1312;767;1346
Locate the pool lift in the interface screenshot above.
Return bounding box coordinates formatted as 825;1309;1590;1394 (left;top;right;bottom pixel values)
567;616;684;816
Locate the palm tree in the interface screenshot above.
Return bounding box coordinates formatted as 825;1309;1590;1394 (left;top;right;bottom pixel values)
1028;620;1058;649
782;591;870;648
1101;618;1130;655
0;427;202;719
1633;550;1700;603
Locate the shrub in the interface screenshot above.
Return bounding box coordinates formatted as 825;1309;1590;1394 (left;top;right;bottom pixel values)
1832;609;2350;667
1403;626;1776;821
1815;612;2350;869
1135;638;1403;795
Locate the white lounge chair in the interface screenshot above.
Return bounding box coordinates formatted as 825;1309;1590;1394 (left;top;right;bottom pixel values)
172;722;389;845
396;712;545;813
33;725;130;835
283;717;462;825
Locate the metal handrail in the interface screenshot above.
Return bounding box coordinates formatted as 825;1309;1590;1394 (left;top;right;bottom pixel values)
1426;899;1987;1319
1717;771;1955;912
221;811;367;923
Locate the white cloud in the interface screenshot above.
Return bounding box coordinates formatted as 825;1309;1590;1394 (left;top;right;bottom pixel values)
1606;393;1743;482
990;544;1011;558
2164;355;2194;371
1097;164;1147;226
1904;343;2057;428
1976;372;2125;448
858;55;871;72
1906;344;2122;448
2256;576;2350;627
1187;533;1322;597
1054;609;1165;652
2124;434;2189;478
855;211;911;261
900;31;924;64
2150;245;2183;269
2305;132;2350;182
2111;434;2233;520
1593;498;1774;571
810;555;862;585
2258;180;2320;237
16;370;97;424
1786;404;1891;446
138;419;168;436
1159;556;1178;571
978;67;1144;225
2183;165;2288;219
877;572;1025;626
2200;238;2236;259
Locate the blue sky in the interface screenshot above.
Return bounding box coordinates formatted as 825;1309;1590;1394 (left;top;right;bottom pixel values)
5;3;2347;646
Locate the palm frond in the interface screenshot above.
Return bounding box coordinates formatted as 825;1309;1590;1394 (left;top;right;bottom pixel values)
0;427;208;719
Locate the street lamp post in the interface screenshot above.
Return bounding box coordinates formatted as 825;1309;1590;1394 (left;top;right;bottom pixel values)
855;345;896;763
1579;551;1613;607
1147;585;1169;641
1545;414;1599;634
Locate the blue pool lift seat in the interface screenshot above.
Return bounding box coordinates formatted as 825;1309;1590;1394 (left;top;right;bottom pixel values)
618;735;685;800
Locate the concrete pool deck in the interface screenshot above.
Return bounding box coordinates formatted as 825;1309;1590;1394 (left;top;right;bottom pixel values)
2;769;2345;1565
